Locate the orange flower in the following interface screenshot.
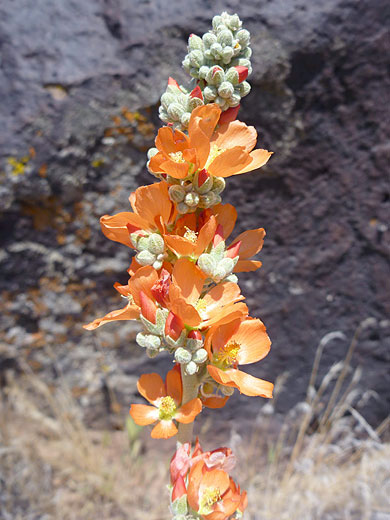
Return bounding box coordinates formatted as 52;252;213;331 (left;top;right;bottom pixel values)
99;181;176;248
84;265;159;330
168;258;248;329
129;367;202;439
205;317;274;398
149;104;272;179
187;459;245;519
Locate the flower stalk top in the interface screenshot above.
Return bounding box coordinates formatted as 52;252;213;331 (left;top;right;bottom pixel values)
84;11;276;519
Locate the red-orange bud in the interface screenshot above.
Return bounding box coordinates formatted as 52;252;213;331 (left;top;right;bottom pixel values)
139;291;157;324
190;85;203;100
218;105;240;125
172;474;187;501
235;66;248;83
226;240;241;258
168;77;180;88
188;330;202;341
213;224;225;247
197;168;209;187
165;311;184;341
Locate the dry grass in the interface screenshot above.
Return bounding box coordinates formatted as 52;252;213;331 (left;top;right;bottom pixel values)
1;318;389;520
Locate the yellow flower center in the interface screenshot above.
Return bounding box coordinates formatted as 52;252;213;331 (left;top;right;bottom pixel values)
158;396;176;420
195;298;208;314
200;487;221;509
169;151;186;163
184;227;198;243
205;144;225;168
214;340;241;366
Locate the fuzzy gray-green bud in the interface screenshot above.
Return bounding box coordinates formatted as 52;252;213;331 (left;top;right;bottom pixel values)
215;96;228;109
212;176;226;194
210;42;223;59
237;81;251;97
198;191;218;209
206;66;224;85
161;92;177;109
177;202;190;214
203;85;218;101
148;233;165;255
175;347;192;364
203;32;217;48
217;30;233;47
198;65;210;79
185;361;198;375
147;147;159;160
241;47;252;59
236;29;250;46
227;14;241;31
188;34;203;51
180;112;191;128
212;15;222;31
221;46;234;64
218;81;234;99
192;348;208;364
221;385;235;396
169;184;186;203
197;253;216;276
214;257;235;281
136;249;155;266
184;191;200;207
186;338;204;352
193;170;213;194
228;92;241;107
189;49;204;68
146;348;159;359
167;103;185;122
225;67;239;85
225;273;238;283
136;332;161;350
188;96;203;111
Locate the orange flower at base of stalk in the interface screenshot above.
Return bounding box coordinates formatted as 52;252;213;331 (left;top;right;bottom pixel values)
205;317;274;398
129;367;202;439
149;104;272;179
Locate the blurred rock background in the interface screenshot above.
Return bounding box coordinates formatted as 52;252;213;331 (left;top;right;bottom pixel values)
0;0;389;432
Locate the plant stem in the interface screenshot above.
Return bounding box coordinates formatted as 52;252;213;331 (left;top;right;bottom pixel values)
177;365;199;445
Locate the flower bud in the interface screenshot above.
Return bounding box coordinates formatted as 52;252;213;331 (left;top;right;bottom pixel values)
226;240;241;259
190;85;203;100
206;66;224;85
197;253;216;276
212;176;226;194
225;273;238;283
180;112;191;128
222;46;234;64
177;202;190;214
235;66;249;83
241;47;252;59
152;259;163;270
136;235;150;251
161;92;176;109
237;81;251;97
188;330;202;341
212;224;225;247
203;85;217;101
169;184;186;203
165;311;184;342
215;96;228;109
194;169;213;194
136;332;161;350
227;14;241;31
192;348;208;364
188;34;203;51
185;361;198;375
221;385;235;396
218;81;234;99
188;96;203;111
225;67;239;85
167;103;185;122
210;42;223;59
189;49;204;68
236;29;250;46
228;93;241;107
136;250;155;266
146;348;159;358
198;192;217;209
198;65;210;79
213;257;235;281
212;15;222;31
218;106;239;125
175;347;192;364
168;77;180;89
172;474;187;502
217;30;233;47
139;291;157;324
148;233;165;255
184;191;200;207
147;147;159;160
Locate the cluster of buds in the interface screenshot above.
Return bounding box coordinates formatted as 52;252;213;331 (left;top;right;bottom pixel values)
166;170;226;213
170;441;247;520
159;12;251;130
159;79;205;131
197;236;240;283
130;231;167;270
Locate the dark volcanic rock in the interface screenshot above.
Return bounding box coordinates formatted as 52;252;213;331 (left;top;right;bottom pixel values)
1;0;389;426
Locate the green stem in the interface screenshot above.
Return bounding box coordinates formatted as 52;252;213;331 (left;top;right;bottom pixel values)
177;365;199;445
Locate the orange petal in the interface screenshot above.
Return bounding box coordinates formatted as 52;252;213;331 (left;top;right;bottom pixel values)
129;265;159;307
232;318;271;365
148;151;167;174
160;159;190;179
208;147;251;178
211;203;237;240
100;212;147;247
133;182;173;231
189;104;221;141
175;398;203;424
187;460;204;511
233;149;273;175
207;366;273;398
151;420;178;439
170;297;202;328
230;228;265;260
209;318;242;354
202;282;244;312
195;215;217;257
166;366;183;405
203;302;248;328
165;235;196;257
211;120;257;153
155;127;190;154
137;373;166;404
172;258;206;303
199;467;230;497
83;304;139;330
129;404;159;425
202;395;230;409
234;260;262;273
